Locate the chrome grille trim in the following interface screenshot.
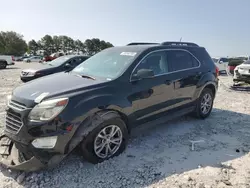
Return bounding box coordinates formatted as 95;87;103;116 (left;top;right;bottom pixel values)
8;100;27;111
5;111;23;134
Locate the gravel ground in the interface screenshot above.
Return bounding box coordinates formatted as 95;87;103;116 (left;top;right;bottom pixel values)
0;62;250;188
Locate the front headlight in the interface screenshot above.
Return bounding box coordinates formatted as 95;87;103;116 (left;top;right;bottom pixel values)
28;72;36;76
28;98;68;121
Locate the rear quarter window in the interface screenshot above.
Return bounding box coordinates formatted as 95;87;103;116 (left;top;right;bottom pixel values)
189;48;214;67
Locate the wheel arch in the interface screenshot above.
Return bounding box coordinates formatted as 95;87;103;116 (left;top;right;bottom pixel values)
65;107;130;154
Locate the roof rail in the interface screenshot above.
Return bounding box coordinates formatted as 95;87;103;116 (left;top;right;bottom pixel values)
127;42;159;46
161;41;199;47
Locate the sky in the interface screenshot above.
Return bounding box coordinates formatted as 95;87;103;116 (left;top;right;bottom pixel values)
1;0;250;57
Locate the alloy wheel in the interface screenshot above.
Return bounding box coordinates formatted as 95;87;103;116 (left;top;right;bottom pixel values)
94;125;123;159
200;93;212;114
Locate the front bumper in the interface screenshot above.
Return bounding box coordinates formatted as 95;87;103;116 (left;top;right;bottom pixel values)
233;71;250;83
0;134;66;171
20;76;35;82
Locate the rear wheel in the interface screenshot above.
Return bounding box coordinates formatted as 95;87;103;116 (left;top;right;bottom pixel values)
0;61;7;69
193;88;214;119
80;113;128;164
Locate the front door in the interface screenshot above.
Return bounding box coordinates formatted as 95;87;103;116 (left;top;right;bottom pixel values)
128;50;176;125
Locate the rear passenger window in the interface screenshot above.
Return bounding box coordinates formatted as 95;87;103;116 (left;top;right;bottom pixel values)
166;50;199;72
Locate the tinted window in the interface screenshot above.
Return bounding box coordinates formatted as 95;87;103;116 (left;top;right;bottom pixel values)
47;56;70;66
133;51;169;77
220;58;228;62
166;50;199;72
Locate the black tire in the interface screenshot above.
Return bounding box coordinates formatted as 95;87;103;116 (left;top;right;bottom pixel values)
80;112;128;164
192;88;214;119
0;61;7;69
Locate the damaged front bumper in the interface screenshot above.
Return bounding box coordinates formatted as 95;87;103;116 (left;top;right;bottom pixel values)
0;134;66;172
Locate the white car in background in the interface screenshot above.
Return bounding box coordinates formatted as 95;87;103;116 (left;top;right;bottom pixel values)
233;60;250;83
212;57;229;73
23;56;43;63
0;55;15;69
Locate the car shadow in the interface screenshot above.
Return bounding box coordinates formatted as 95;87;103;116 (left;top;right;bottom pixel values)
1;108;250;187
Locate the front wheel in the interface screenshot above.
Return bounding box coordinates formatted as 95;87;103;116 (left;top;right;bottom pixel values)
79;113;128;164
193;88;214;119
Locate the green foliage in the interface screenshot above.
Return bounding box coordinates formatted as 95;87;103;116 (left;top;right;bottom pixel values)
0;31;114;56
228;58;244;66
28;40;39;55
29;35;113;56
0;31;27;56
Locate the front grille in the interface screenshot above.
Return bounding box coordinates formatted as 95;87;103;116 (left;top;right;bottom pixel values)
8;100;27;111
5;111;23;134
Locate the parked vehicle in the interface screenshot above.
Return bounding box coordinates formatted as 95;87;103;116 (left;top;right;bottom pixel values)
233;60;250;83
23;56;43;63
15;56;29;61
43;52;64;62
0;41;218;171
0;55;15;69
20;55;89;82
212;57;229;73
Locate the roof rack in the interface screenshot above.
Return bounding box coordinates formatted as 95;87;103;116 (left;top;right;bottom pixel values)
127;42;159;46
161;41;199;47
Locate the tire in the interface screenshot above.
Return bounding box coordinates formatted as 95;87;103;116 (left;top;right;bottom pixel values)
192;88;214;119
0;61;7;69
79;112;128;164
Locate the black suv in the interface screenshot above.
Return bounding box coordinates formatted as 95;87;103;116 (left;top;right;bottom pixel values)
20;55;89;82
0;41;219;171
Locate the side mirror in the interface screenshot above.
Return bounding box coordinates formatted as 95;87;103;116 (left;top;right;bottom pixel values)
133;69;154;80
219;61;223;64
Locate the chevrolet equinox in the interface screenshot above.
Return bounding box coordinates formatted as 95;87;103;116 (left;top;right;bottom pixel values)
0;41;219;171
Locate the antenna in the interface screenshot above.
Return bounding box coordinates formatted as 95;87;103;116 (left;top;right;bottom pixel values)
180;37;182;42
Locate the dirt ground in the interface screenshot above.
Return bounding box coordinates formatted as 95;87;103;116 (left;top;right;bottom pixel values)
0;62;250;188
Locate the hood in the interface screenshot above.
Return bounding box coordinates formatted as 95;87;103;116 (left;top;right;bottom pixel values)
22;64;55;73
13;72;107;103
236;64;250;69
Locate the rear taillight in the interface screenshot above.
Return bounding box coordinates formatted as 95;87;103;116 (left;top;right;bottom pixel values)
11;56;15;61
215;66;219;77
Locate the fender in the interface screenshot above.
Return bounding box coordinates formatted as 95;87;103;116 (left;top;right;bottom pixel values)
66;110;123;153
194;72;217;99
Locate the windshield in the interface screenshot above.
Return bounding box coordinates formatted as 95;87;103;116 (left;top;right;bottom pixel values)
71;48;138;79
220;58;229;62
243;60;250;64
46;56;70;66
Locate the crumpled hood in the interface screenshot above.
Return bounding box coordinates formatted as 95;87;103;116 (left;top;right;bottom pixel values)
13;72;107;104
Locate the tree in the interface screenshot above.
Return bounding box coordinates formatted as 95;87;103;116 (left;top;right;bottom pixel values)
28;40;39;55
84;38;113;56
53;36;61;52
40;35;55;55
74;39;85;54
0;31;27;56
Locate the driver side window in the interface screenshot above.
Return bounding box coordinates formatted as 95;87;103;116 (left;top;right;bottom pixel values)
132;51;169;79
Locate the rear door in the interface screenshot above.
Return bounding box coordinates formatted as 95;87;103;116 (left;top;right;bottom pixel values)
166;49;202;108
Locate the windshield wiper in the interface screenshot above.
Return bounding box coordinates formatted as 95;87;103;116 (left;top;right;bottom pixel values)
81;75;96;80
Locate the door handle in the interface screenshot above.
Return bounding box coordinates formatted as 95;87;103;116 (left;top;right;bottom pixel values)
165;80;172;85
